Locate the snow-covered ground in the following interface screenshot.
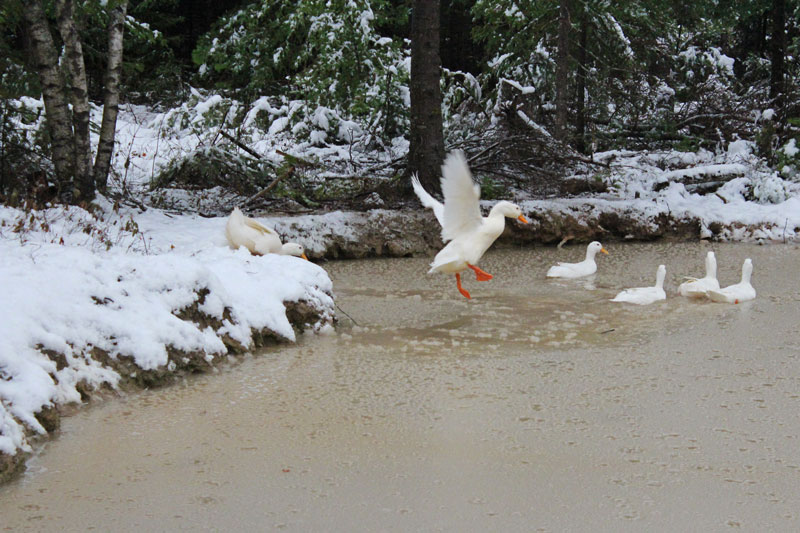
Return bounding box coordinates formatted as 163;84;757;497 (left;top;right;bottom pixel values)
0;200;334;460
2;94;800;465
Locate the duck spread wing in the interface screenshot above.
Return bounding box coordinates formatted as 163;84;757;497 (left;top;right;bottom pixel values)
440;151;482;242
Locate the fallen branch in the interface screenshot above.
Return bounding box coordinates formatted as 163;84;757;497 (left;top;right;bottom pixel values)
219;130;262;160
242;165;296;206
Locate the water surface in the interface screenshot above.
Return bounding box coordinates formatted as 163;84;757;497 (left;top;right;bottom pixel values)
2;242;800;531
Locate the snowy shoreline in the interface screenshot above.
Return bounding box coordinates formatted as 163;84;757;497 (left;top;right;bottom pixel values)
2;178;800;478
2;152;800;481
0;201;336;482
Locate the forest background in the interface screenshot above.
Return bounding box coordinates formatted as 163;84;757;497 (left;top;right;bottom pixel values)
1;0;799;211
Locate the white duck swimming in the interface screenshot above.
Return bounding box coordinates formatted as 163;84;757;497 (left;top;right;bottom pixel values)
610;264;667;305
425;150;529;299
546;241;608;279
707;258;755;303
225;207;308;259
678;251;719;297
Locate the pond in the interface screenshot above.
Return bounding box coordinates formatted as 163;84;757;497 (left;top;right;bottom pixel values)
2;241;800;531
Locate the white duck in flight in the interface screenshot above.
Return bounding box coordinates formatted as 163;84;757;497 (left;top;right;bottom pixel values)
419;150;529;299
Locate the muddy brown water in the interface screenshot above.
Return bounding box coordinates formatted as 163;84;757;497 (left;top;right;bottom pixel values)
2;242;800;531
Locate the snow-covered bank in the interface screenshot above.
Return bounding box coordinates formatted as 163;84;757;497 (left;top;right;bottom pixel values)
0;202;334;479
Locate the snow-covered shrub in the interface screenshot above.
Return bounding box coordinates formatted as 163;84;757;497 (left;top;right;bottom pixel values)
193;0;409;143
750;174;790;204
0;97;52;202
777;126;800;181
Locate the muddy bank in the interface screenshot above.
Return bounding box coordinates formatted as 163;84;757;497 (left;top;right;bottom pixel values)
270;202;792;261
0;292;333;485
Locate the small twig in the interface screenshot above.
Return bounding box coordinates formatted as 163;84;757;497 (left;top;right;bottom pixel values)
242;166;295;206
275;149;317;168
557;235;573;249
784;217;788;244
150;114;165;182
211;102;235;146
335;302;359;326
600;329;615;334
219;130;262;159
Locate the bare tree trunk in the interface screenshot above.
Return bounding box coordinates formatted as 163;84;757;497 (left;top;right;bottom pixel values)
55;0;93;201
21;0;75;199
408;0;445;194
554;0;571;142
769;0;785;110
94;0;129;193
575;4;588;154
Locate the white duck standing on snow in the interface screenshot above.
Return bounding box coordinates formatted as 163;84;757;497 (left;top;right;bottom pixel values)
707;258;756;304
225;207;308;259
610;264;667;305
423;150;529;299
678;251;719;297
546;241;608;279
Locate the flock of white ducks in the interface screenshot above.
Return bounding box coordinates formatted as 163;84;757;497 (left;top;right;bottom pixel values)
224;150;756;305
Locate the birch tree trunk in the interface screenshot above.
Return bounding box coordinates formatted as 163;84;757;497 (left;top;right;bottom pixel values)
408;0;445;194
55;0;93;201
94;0;129;193
554;0;571;142
21;0;76;200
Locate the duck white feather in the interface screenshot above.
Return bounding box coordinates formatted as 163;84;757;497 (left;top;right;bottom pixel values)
611;264;667;305
678;251;719;297
225;207;307;259
707;258;755;303
411;173;444;226
425;151;528;299
546;241;608;279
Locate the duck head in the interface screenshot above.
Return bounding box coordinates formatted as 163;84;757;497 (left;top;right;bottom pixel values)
281;242;309;260
490;200;529;224
586;241;609;258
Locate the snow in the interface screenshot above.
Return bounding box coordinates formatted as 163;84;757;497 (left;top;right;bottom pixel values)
0;202;334;457
782;138;798;158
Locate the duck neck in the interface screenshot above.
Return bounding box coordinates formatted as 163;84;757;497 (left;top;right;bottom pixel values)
655;269;666;289
487;204;508;221
741;264;751;284
706;257;717;278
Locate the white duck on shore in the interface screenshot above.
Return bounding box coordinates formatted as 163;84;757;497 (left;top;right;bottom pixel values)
707;258;755;303
225;207;308;259
678;251;720;297
610;264;667;305
422;150;529;299
546;241;609;279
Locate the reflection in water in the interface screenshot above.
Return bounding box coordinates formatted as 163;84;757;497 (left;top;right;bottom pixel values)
2;241;800;531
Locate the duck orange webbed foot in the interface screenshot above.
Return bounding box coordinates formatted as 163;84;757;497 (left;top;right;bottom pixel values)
455;273;472;299
468;264;493;281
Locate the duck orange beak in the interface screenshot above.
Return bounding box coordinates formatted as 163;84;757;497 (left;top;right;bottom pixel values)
301;253;309;260
600;248;609;255
517;214;529;224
